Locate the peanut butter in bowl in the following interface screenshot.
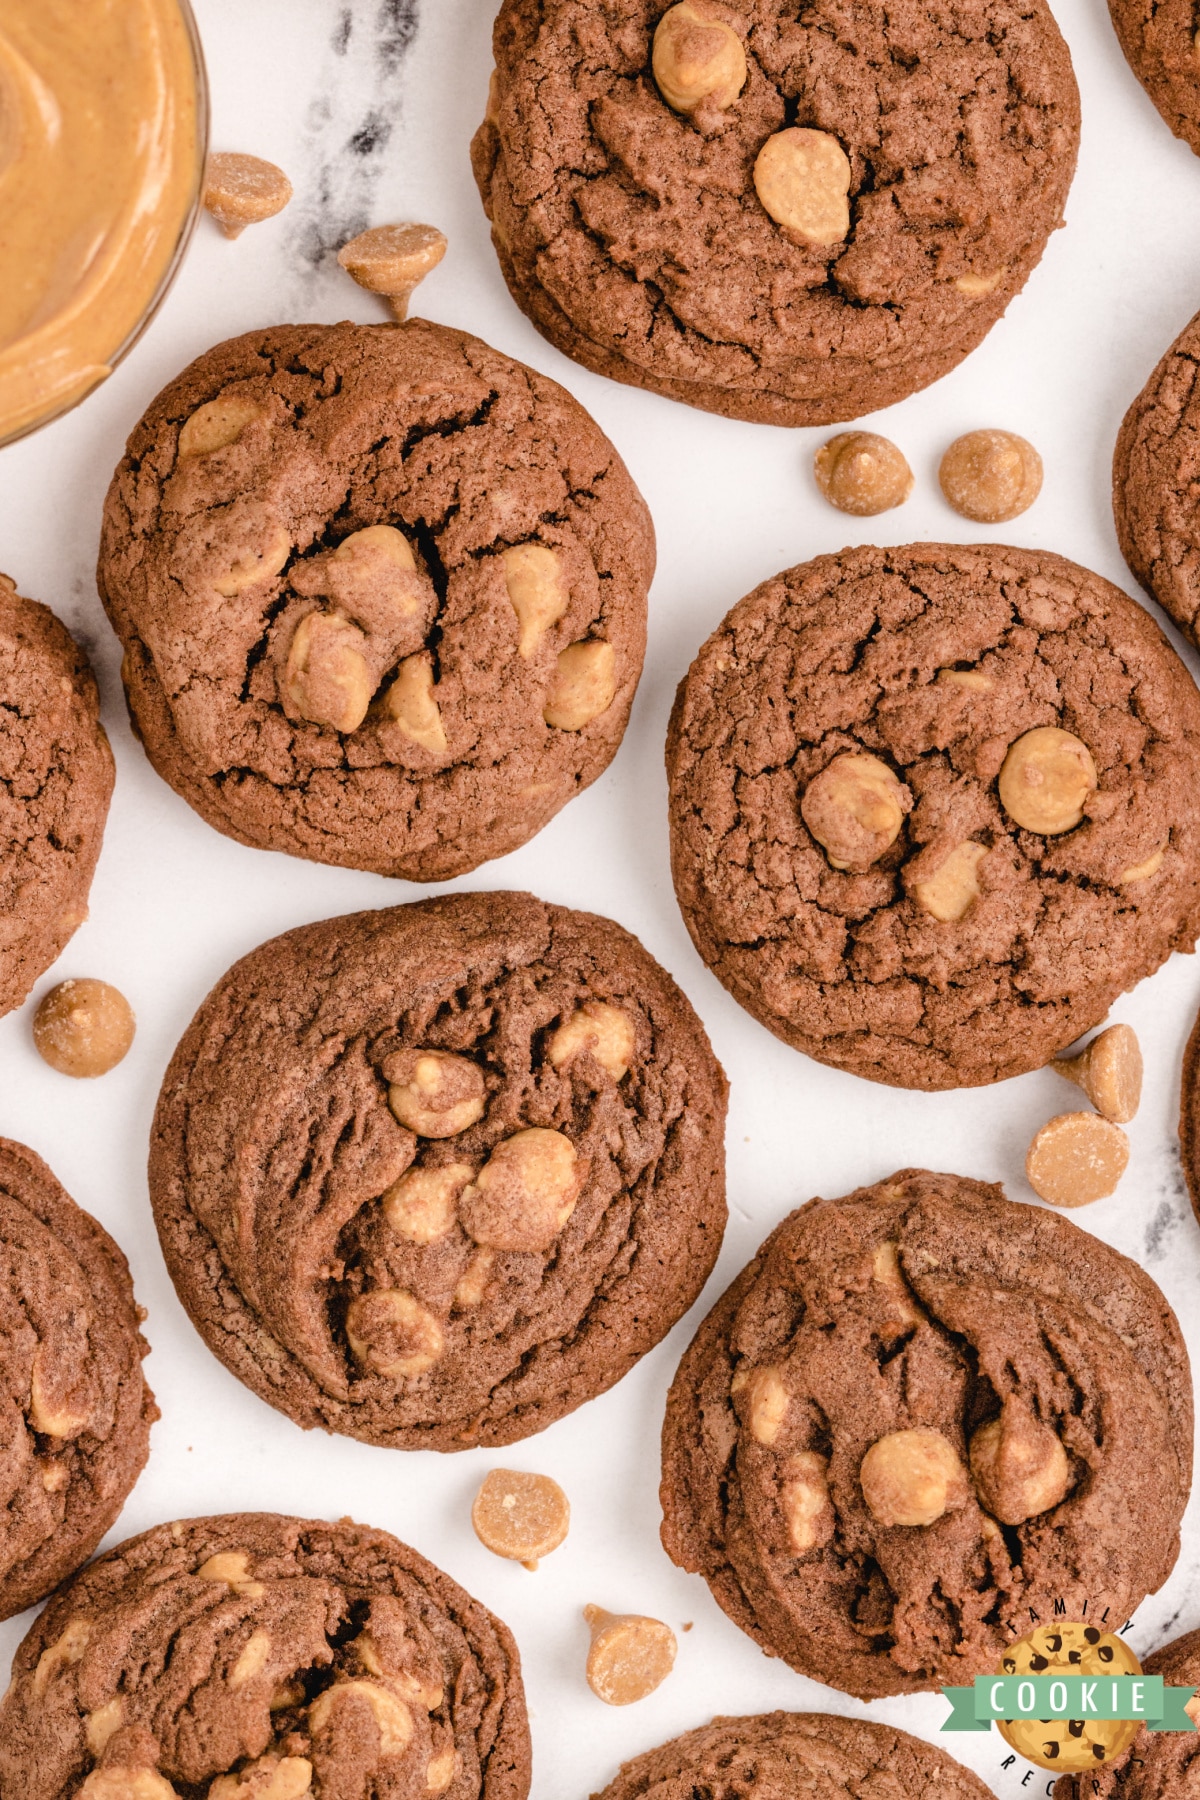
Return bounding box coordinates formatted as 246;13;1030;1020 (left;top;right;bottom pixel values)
0;0;207;447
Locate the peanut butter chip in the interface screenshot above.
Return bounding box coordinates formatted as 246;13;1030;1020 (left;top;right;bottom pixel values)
33;978;135;1077
939;429;1043;523
309;1680;413;1755
814;433;913;516
969;1404;1070;1523
911;840;987;922
955;268;1005;296
204;153;293;239
801;752;911;872
652;2;747;114
753;128;851;246
544;639;617;730
1119;846;1166;885
937;665;993;693
377;652;447;752
472;1468;571;1568
744;1366;789;1445
179;394;263;458
502;543;568;656
282;612;372;734
210;1758;312;1800
346;1289;444;1377
384;1049;486;1137
546;1000;635;1079
859;1427;970;1527
459;1127;582;1253
1051;1023;1143;1124
780;1450;835;1553
1025;1112;1130;1207
998;726;1097;835
214;524;291;599
79;1771;178;1800
338;222;447;320
583;1606;677;1705
383;1163;474;1243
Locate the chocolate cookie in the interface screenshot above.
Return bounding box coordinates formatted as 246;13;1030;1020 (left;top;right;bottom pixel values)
1053;1627;1200;1800
659;1169;1191;1700
0;574;113;1018
150;891;727;1450
667;542;1200;1089
0;1512;529;1800
98;320;653;881
0;1137;155;1622
1114;306;1200;649
1173;995;1200;1230
592;1711;994;1800
1108;1;1200;157
471;1;1079;427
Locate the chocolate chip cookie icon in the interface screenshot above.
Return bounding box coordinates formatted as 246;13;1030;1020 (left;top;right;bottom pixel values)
997;1624;1142;1772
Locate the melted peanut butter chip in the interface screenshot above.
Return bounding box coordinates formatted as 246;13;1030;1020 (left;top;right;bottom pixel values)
179;395;263;459
1119;845;1166;885
384;1051;486;1137
652;2;747;114
544;639;617;730
503;543;568;656
338;223;447;320
969;1404;1070;1523
211;1758;311;1800
459;1127;582;1253
309;1678;414;1753
472;1468;570;1568
780;1450;835;1553
1051;1023;1142;1123
1025;1112;1130;1207
383;1163;474;1244
346;1290;445;1377
33;978;135;1077
204;153;293;239
78;1771;177;1800
814;433;913;516
754;128;851;246
802;752;910;872
998;726;1097;835
546;1000;635;1079
377;651;447;752
583;1606;677;1705
281;612;372;734
911;840;987;922
859;1427;969;1527
744;1366;788;1445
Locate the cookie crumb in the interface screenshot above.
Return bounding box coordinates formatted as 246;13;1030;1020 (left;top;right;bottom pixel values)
33;979;135;1078
472;1469;570;1569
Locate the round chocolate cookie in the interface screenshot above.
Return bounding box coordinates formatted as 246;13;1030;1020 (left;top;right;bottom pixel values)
1114;306;1200;648
667;542;1200;1089
0;1137;155;1622
1052;1627;1200;1800
471;1;1079;427
1173;994;1200;1230
0;574;113;1018
1108;1;1200;157
150;891;727;1450
98;320;653;881
0;1512;530;1800
659;1169;1191;1700
592;1711;994;1800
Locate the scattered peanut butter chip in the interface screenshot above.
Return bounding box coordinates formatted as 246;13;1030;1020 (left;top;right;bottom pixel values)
33;979;135;1078
1025;1112;1130;1207
652;2;747;114
204;153;293;239
939;428;1043;523
753;127;850;246
338;223;447;321
472;1469;570;1568
1051;1023;1143;1124
583;1606;677;1705
998;726;1097;835
814;432;913;516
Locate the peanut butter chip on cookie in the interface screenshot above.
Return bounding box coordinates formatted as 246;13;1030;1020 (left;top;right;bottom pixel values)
814;433;913;516
544;640;617;729
652;2;747;115
911;840;987;922
502;543;568;656
211;1758;312;1800
33;979;135;1077
753;128;851;246
78;1770;178;1800
969;1404;1070;1523
802;752;911;872
998;726;1097;835
338;223;448;320
281;612;373;734
204;153;293;239
1025;1112;1130;1207
346;1290;444;1377
384;1050;486;1137
179;394;263;458
472;1469;570;1568
459;1128;582;1253
859;1427;970;1527
939;429;1043;523
583;1606;677;1705
1051;1024;1142;1123
547;1000;635;1079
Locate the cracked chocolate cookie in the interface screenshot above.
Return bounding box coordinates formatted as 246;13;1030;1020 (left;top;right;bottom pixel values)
1114;306;1200;648
0;1137;155;1622
666;542;1200;1089
0;1512;530;1800
0;575;113;1018
659;1169;1192;1701
150;891;727;1450
471;0;1079;427
1052;1626;1200;1800
1108;1;1200;157
592;1711;994;1800
97;320;652;881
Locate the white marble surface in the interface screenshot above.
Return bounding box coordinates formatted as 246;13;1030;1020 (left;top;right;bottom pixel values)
1;2;1199;1795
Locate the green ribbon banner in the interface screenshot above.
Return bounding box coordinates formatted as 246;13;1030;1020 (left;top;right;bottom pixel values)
941;1676;1198;1734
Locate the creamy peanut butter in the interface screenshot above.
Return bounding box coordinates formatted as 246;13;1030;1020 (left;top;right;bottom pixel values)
0;0;204;445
